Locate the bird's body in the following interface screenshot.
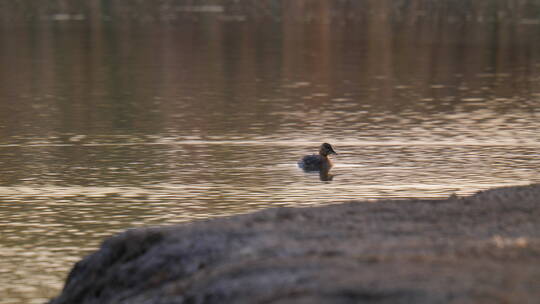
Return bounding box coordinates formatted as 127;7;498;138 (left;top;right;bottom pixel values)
298;154;332;171
297;143;337;172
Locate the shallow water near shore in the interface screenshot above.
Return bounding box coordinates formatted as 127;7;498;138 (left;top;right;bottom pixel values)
2;2;540;303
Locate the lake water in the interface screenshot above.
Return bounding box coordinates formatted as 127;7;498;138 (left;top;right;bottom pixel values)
1;2;540;303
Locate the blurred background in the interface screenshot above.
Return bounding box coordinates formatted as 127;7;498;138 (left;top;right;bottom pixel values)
1;0;540;303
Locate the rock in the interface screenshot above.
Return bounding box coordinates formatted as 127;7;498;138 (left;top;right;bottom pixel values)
50;184;540;304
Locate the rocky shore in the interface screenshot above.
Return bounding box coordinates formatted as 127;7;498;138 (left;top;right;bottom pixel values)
50;184;540;304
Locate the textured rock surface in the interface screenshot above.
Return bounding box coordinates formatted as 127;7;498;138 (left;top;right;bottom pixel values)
50;184;540;304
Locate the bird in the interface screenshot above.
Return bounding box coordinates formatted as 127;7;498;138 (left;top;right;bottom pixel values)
297;143;337;172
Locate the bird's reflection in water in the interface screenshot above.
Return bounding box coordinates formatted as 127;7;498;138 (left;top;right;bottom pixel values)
299;166;335;181
319;168;334;181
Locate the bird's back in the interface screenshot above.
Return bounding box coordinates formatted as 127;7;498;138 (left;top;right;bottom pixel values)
298;154;324;171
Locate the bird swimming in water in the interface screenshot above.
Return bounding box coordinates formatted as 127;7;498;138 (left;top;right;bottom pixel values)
297;143;337;172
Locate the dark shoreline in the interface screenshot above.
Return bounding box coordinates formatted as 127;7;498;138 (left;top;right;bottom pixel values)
4;0;540;24
50;184;540;304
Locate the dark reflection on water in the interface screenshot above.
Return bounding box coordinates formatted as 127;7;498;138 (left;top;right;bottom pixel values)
1;1;540;303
